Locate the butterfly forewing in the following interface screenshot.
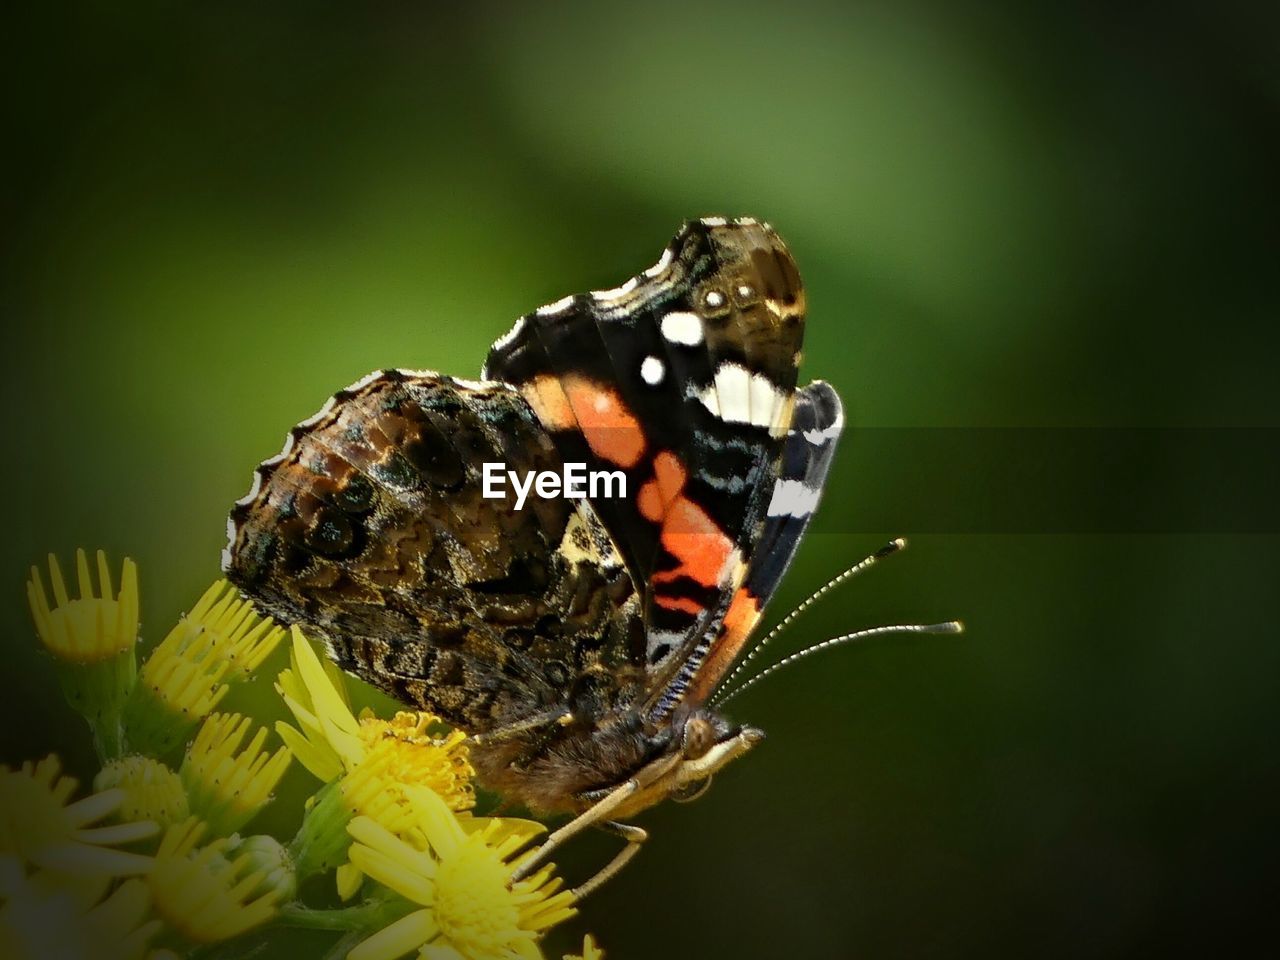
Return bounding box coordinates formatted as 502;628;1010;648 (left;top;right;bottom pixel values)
483;219;809;709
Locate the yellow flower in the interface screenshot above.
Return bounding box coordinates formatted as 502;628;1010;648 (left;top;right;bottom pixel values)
180;713;291;836
94;757;189;831
346;786;575;960
225;834;296;904
564;934;604;960
0;858;161;960
276;628;475;812
177;580;285;682
0;756;156;877
27;550;140;758
27;550;138;663
123;580;284;757
146;818;280;944
277;629;476;897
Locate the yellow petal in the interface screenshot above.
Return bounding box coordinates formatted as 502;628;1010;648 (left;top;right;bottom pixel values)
335;862;363;901
420;945;468;960
64;789;123;826
347;844;436;906
36;842;154;877
75;822;159;845
348;909;438;960
291;630;359;736
275;722;342;783
401;786;466;860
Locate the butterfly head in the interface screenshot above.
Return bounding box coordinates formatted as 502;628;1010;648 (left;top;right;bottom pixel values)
601;708;764;817
670;708;765;802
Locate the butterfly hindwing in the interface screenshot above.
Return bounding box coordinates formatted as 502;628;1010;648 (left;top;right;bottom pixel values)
223;370;647;733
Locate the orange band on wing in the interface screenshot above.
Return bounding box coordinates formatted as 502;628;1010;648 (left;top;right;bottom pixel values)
637;479;662;523
563;376;646;468
653;450;686;505
654;594;704;615
521;375;578;431
687;587;762;703
660;498;734;589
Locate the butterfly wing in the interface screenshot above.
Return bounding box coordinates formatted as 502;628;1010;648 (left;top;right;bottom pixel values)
223;370;647;734
483;218;807;697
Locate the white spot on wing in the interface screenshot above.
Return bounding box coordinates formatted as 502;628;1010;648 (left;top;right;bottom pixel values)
661;311;703;346
701;216;728;227
343;370;385;393
223;516;238;556
233;471;264;507
713;363;751;423
802;405;845;444
767;478;821;517
749;372;778;431
696;362;786;429
536;295;575;317
592;276;639;300
640;356;665;385
803;421;842;444
646;629;686;664
491;315;525;352
643;247;674;278
294;396;337;430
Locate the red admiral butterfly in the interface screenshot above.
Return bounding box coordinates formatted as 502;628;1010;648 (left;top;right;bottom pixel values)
223;217;955;895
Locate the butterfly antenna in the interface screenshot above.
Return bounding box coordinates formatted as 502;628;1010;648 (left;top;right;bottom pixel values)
714;620;964;709
710;538;907;708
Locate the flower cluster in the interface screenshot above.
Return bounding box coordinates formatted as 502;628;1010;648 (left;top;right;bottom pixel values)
2;549;600;959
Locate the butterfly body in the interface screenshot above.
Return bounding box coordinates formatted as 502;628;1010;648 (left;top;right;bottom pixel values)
224;217;842;825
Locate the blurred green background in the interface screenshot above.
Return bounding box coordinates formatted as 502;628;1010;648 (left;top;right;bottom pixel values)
5;2;1278;957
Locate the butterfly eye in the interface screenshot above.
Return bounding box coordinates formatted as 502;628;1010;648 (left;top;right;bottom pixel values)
681;715;716;759
733;282;758;307
700;288;731;318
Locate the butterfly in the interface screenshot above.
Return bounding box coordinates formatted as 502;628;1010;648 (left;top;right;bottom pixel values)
223;217;850;895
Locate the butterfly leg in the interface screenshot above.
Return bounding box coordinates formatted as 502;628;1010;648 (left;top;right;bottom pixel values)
509;751;681;884
571;821;647;900
468;708;572;748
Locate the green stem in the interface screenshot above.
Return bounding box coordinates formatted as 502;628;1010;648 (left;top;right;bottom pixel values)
322;930;366;960
90;716;124;763
277;901;391;931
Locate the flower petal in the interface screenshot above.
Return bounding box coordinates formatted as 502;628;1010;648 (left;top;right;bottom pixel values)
348;909;438;960
64;789;123;826
75;822;159;846
36;842;154;877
